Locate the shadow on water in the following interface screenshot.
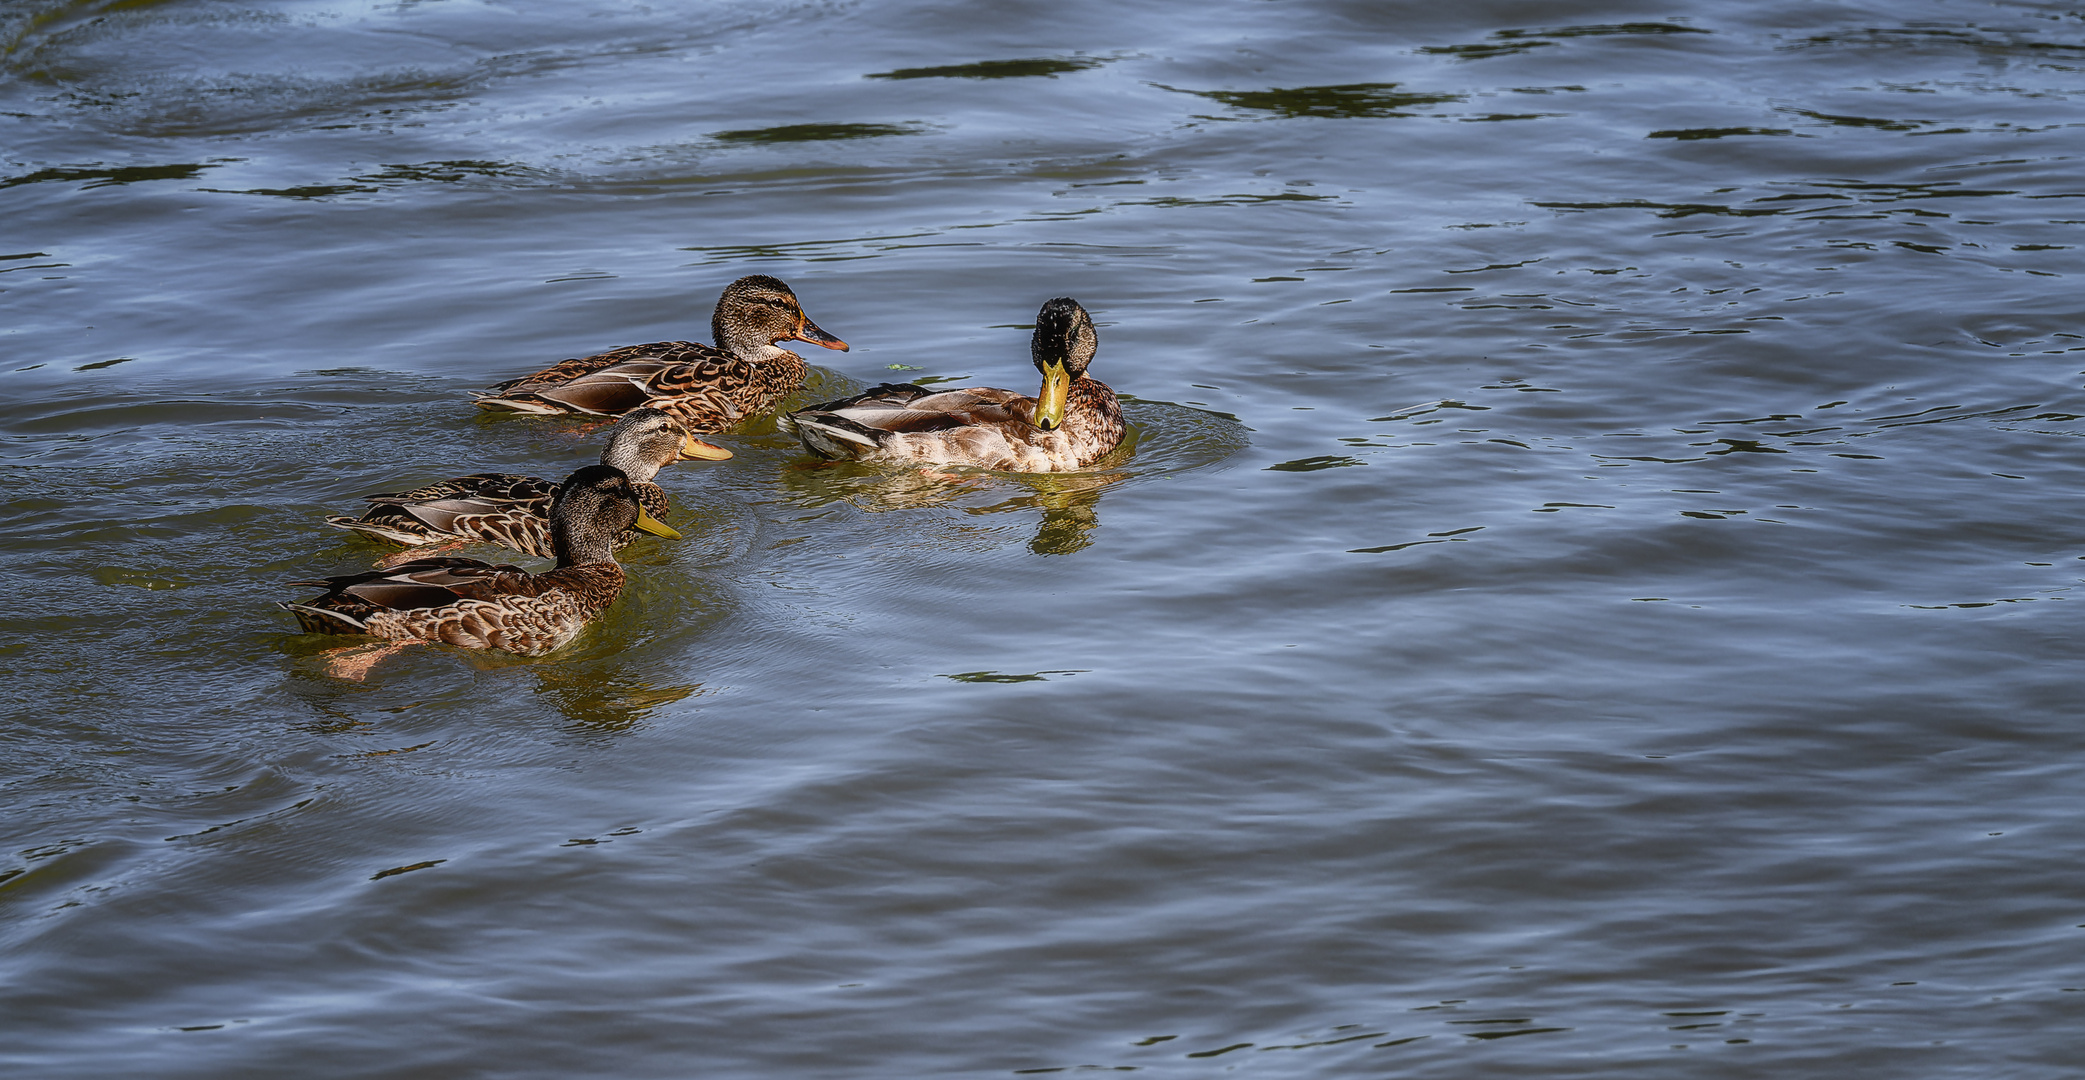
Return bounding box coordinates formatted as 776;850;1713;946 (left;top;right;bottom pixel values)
710;123;932;145
0;159;540;202
1786;25;2085;67
1419;20;1711;61
865;56;1109;81
0;162;214;190
1162;82;1464;119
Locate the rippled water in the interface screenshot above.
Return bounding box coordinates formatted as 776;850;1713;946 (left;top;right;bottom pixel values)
9;0;2085;1075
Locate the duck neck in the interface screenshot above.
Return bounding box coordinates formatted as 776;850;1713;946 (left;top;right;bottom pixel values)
730;339;802;365
552;530;617;569
600;445;665;484
713;315;772;360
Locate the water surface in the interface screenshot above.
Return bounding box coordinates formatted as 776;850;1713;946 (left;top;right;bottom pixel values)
7;0;2085;1076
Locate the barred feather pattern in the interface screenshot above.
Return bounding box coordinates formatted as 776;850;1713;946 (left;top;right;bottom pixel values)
328;474;671;559
474;342;808;433
284;560;626;657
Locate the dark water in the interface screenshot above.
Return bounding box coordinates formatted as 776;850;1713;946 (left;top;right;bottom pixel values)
8;0;2085;1075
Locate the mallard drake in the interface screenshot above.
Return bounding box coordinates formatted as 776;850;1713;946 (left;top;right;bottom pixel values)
786;297;1123;472
326;408;724;559
473;274;849;432
283;465;680;656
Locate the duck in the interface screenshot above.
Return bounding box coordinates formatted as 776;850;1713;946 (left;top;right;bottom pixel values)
785;297;1123;472
326;408;725;560
473;274;849;432
283;465;680;656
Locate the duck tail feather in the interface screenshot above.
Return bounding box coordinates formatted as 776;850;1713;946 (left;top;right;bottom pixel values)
281;602;369;632
326;516;435;546
471;392;571;415
791;415;882;459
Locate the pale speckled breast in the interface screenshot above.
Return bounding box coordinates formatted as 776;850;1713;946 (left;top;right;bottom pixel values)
846;378;1119;472
877;424;1106;472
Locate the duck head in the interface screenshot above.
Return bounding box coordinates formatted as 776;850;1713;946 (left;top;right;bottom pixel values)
600;407;731;482
1029;297;1097;431
712;274;849;358
549;464;683;566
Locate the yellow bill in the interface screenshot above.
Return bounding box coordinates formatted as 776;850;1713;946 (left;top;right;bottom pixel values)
679;435;733;461
635;506;683;539
1032;359;1070;431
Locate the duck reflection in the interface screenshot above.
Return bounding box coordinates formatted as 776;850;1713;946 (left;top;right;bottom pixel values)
967;471;1122;555
281;633;702;733
529;667;701;732
779;460;1123;554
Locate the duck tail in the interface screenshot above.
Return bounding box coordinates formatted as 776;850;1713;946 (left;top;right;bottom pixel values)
326;515;437;546
280;602;369;633
471;391;577;415
789;414;883;460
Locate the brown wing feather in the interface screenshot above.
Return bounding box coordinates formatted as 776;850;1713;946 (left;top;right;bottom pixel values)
332;477;668;560
488;342;725;394
366;564;626;655
791;384;1030;434
365;473;553;504
411;508;551;559
333;473;560;557
636;483;669;522
479;341;808;430
519;370;663;416
284;557;518;625
285;560;626;656
875;388;1032;430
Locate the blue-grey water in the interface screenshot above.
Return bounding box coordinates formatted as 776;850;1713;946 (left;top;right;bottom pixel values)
7;0;2085;1075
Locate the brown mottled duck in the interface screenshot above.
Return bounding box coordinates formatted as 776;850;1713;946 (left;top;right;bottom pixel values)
326;408;724;560
473;274;848;432
283;465;680;657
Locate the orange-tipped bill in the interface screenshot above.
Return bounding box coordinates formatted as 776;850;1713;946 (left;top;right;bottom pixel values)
678;435;734;461
790;317;849;352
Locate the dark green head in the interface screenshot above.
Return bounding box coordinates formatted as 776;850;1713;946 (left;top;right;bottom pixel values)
1029;297;1097;430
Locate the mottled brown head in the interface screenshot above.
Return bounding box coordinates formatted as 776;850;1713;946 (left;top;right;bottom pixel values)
599;407;730;482
712;274;849;358
1029;297;1097;431
549;464;682;566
